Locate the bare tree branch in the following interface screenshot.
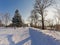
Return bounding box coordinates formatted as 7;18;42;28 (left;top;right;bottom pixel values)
34;0;55;29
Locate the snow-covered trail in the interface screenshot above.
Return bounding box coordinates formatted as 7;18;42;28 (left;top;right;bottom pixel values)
0;27;60;45
29;28;60;45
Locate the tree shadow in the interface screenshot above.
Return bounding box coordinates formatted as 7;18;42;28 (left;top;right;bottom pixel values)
7;28;60;45
6;35;15;45
7;35;31;45
15;37;31;45
29;28;60;45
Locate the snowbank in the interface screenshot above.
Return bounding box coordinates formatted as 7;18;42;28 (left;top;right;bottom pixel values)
0;27;60;45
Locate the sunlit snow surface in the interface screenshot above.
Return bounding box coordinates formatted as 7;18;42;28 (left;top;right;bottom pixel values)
0;27;60;45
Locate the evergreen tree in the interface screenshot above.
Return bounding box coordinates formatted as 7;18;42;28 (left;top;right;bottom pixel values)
12;9;23;27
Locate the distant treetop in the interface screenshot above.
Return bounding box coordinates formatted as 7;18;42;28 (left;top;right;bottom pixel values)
15;9;19;13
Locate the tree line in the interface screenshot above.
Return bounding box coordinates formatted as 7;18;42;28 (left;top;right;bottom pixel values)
0;9;23;27
0;0;60;30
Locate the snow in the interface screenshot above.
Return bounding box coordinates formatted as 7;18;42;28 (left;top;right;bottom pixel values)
0;27;60;45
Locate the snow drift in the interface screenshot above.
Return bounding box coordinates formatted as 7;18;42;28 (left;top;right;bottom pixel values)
0;27;60;45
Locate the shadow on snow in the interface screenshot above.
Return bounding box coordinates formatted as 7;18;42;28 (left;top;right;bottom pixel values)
6;28;60;45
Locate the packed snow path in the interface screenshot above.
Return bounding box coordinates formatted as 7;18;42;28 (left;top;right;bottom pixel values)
0;27;60;45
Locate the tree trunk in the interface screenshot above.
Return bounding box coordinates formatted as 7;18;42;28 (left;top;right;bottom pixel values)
35;21;37;27
41;11;44;29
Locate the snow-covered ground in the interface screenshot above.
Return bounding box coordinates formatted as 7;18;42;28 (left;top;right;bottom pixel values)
0;27;60;45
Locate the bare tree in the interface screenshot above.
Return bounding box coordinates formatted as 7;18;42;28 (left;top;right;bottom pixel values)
0;13;4;23
3;13;10;27
47;19;53;26
53;7;60;25
34;0;55;29
30;10;39;27
56;8;60;24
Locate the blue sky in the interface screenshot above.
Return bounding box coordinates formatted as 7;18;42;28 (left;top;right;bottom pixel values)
0;0;34;20
0;0;60;23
